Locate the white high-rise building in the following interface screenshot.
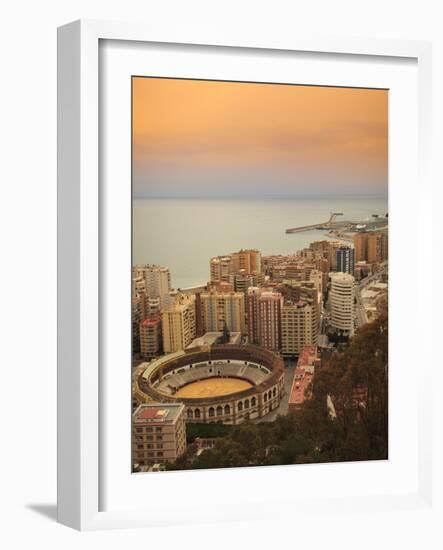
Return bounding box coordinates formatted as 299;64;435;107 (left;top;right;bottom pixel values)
329;272;355;334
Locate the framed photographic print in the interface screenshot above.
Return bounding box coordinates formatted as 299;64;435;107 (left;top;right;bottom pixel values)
57;20;434;531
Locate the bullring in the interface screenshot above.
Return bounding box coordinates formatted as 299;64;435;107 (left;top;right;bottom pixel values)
134;345;285;425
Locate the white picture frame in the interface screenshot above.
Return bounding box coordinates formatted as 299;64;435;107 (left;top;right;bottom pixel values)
57;19;434;531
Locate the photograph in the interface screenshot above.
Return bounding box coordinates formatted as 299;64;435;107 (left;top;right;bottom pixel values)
1;0;437;542
131;76;389;473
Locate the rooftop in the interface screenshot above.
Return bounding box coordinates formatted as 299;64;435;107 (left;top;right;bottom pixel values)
187;332;241;348
297;346;320;368
133;402;184;424
289;367;315;406
330;272;355;283
141;316;161;327
289;346;320;407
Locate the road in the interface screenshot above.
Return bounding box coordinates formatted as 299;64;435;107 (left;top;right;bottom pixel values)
354;283;368;328
354;263;388;329
253;362;296;422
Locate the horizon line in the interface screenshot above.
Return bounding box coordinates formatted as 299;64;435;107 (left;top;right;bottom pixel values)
134;193;388;200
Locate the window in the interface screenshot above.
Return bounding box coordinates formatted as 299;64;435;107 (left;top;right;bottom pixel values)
224;404;230;415
187;409;193;419
244;399;250;409
157;452;164;458
194;408;201;419
238;401;243;412
156;427;162;433
208;407;215;417
216;406;223;416
251;397;256;407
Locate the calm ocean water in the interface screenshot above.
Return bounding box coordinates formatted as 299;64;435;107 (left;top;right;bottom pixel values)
133;196;388;289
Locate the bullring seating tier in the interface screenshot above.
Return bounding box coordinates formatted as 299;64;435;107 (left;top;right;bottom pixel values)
155;360;268;395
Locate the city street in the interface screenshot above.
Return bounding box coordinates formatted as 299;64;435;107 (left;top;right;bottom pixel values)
355;263;388;329
252;361;296;422
354;284;368;328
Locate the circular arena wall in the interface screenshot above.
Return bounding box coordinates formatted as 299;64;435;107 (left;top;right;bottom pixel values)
136;345;285;425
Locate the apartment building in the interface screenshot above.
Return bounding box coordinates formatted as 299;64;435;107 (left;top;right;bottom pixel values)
281;301;318;357
162;294;196;353
133;264;171;306
230;249;261;275
329;272;355;334
209;256;232;282
200;290;245;334
132;403;187;468
140;314;162;358
336;246;355;275
246;288;283;351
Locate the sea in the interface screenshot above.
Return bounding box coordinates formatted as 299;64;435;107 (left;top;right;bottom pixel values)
133;196;388;289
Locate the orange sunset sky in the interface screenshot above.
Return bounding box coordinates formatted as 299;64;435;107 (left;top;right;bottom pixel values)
132;77;388;198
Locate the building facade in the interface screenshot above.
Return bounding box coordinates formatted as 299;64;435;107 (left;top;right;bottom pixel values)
353;231;388;264
257;291;283;351
133;264;171;306
246;287;261;345
329;272;355;334
336;246;355;274
200;290;245;334
132;403;187;468
132;297;142;354
229;271;265;293
209;255;232;282
140;314;162;358
353;233;368;262
247;288;283;351
162;294;196;353
281;301;318;357
367;231;388;263
279;280;321;332
230;249;261;275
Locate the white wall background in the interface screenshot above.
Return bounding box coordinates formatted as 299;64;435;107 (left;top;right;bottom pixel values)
0;0;441;548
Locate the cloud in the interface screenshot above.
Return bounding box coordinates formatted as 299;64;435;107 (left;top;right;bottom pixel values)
132;78;388;198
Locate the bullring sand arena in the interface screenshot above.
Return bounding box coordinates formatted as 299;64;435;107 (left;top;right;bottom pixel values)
175;377;253;398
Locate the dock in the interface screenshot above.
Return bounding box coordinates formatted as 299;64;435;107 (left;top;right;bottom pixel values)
285;212;388;235
286;213;343;234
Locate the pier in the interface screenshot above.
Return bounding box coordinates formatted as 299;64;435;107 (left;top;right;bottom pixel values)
285;212;388;235
286;213;343;234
